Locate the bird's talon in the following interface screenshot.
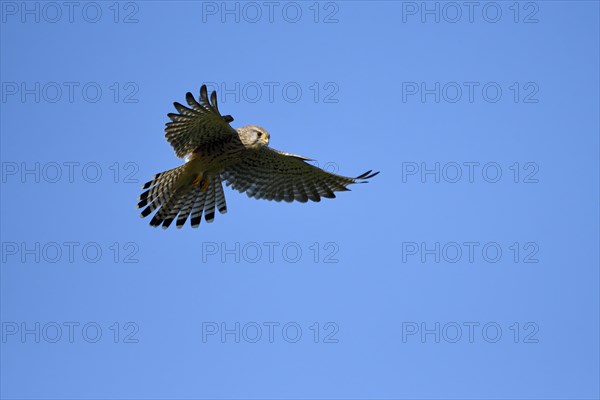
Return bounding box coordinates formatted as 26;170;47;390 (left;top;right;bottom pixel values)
192;175;211;191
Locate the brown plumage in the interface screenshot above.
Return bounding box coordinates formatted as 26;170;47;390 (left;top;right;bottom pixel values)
137;85;379;229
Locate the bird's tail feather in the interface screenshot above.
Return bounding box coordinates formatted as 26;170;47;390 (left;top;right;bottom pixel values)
137;165;228;229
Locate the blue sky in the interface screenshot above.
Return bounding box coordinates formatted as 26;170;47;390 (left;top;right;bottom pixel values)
1;1;599;399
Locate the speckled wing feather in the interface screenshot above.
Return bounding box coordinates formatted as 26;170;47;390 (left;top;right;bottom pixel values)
221;147;379;203
164;85;237;158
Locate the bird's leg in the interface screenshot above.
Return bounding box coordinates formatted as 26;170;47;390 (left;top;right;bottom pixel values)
192;173;211;192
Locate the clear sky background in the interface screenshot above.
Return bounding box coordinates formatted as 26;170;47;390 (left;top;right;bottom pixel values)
1;1;599;399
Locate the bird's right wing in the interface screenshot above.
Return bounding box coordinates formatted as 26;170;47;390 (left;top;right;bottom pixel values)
164;85;238;158
221;146;379;203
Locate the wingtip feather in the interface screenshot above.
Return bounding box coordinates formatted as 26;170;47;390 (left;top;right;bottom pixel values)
356;170;380;181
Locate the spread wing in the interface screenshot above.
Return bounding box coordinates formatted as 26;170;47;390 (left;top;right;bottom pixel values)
164;85;237;158
221;147;379;202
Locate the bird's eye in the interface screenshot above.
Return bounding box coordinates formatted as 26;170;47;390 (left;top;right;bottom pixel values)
257;132;262;137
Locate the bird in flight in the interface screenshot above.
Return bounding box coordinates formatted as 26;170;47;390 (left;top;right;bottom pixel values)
137;85;379;229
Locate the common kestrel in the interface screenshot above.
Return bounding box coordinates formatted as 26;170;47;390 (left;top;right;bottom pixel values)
137;85;379;228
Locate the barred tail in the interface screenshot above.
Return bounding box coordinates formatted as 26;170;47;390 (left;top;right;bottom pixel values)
137;167;228;229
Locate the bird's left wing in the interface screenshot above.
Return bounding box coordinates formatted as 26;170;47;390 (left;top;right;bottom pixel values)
165;85;238;158
221;147;379;202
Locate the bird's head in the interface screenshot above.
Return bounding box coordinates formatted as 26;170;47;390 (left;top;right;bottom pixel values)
238;125;270;149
